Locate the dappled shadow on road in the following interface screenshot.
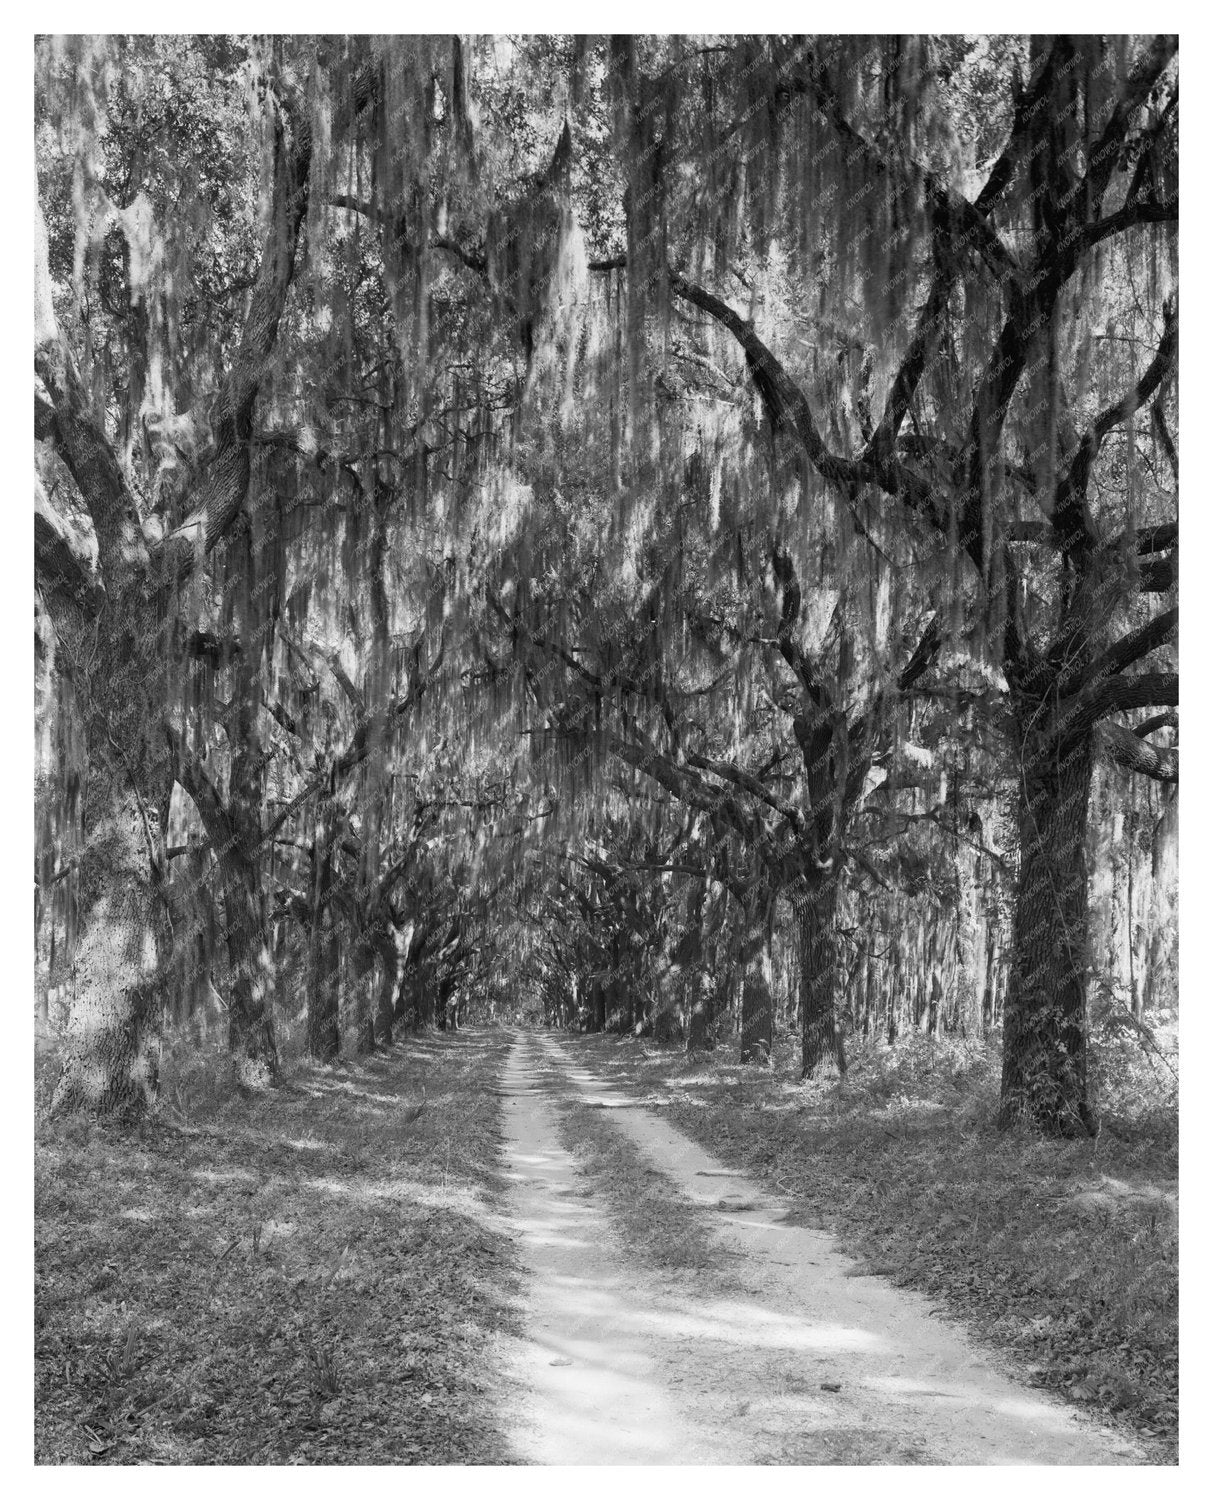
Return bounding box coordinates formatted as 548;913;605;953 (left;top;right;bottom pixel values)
500;1031;1139;1465
500;1037;937;1464
547;1027;1176;1455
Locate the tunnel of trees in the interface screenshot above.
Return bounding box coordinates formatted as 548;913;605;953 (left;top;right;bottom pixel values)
35;34;1177;1138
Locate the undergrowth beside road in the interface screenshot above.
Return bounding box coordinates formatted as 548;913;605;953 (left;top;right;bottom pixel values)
35;1028;521;1465
558;1023;1178;1462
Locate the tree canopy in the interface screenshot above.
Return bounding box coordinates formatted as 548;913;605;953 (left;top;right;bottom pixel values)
35;34;1178;1137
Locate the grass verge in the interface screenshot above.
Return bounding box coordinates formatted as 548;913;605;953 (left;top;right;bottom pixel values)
555;1025;1178;1463
35;1028;521;1465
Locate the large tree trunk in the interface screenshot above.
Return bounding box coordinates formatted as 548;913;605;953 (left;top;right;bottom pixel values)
999;727;1097;1136
306;832;341;1062
602;932;624;1032
397;947;436;1032
679;884;713;1052
347;936;378;1055
926;925;944;1039
50;778;168;1117
861;935;878;1039
686;968;713;1052
164;844;216;1027
46;572;174;1117
307;906;341;1062
373;932;398;1047
982;922;999;1038
738;892;773;1064
393;933;424;1031
177;729;281;1087
417;963;437;1029
439;970;460;1032
354;974;376;1054
218;851;280;1086
587;975;606;1033
739;965;773;1063
800;875;845;1078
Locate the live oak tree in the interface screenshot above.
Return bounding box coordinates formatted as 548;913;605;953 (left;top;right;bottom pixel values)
525;34;1179;1131
35;35;1178;1137
35;36;476;1108
35;35;344;1107
479;428;947;1073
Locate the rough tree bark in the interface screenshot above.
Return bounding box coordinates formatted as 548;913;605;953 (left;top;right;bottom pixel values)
306;828;341;1062
217;850;280;1084
39;204;176;1115
174;730;281;1086
678;882;714;1052
582;975;603;1032
686;968;713;1052
739;967;774;1064
307;910;342;1063
347;936;378;1055
372;930;398;1047
738;886;774;1064
49;775;170;1117
799;873;846;1078
999;728;1097;1135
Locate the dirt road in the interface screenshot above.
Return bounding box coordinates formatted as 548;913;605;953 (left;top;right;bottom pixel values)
500;1031;1143;1466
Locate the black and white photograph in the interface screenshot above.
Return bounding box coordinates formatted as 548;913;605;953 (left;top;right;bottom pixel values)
32;24;1182;1469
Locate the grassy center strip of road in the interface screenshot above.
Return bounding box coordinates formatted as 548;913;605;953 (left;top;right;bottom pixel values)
544;1046;737;1283
35;1028;522;1465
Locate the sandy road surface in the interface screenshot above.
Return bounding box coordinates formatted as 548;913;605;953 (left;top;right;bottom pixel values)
500;1031;1143;1465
